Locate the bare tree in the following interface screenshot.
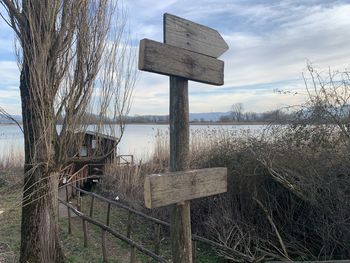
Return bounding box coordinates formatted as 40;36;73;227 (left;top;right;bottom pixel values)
0;1;135;262
231;102;244;122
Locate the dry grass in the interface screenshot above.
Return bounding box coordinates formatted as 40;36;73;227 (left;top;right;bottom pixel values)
0;147;24;169
102;125;350;262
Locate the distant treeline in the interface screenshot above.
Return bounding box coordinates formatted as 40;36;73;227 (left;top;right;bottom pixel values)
126;110;295;124
3;105;347;125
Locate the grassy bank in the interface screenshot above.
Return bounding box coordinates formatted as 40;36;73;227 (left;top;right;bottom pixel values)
0;168;224;262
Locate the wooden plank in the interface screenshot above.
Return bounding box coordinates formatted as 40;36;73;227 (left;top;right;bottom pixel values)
144;167;227;209
164;13;229;58
138;39;224;86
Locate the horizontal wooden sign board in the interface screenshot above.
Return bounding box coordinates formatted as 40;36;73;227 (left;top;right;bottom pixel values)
164;13;229;58
144;167;227;209
138;39;224;86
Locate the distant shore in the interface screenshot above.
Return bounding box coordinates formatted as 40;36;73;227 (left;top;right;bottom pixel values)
0;121;272;126
125;121;271;125
0;123;21;126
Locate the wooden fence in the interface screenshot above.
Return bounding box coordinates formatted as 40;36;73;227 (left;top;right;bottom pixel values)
59;184;251;262
116;154;134;165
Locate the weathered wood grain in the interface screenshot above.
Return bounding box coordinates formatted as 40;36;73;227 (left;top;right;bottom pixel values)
169;77;189;172
164;13;229;58
138;39;224;85
169;76;192;263
144;167;227;209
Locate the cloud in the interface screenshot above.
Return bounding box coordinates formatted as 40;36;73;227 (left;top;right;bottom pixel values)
129;1;350;114
0;61;19;86
1;1;350;115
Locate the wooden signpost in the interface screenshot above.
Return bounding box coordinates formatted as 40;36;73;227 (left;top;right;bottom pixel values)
139;13;229;263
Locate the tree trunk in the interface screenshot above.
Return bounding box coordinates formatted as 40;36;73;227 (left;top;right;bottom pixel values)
19;65;65;263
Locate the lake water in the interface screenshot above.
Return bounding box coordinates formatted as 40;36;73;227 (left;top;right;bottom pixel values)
0;124;265;163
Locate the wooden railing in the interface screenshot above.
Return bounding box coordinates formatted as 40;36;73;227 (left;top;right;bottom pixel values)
67;164;89;187
61;163;75;174
59;184;253;262
116;154;134;165
59;183;168;263
59;163;75;183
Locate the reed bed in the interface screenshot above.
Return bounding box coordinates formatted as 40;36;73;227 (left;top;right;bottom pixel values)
0;145;24;169
102;125;350;262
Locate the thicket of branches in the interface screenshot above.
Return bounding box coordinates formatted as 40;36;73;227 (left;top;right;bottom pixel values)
190;67;350;261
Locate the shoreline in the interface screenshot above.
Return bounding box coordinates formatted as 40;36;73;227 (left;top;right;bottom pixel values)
0;122;271;126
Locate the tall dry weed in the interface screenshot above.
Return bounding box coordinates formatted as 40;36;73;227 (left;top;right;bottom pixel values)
100;124;350;261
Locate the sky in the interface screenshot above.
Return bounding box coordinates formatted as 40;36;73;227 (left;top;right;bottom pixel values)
0;0;350;115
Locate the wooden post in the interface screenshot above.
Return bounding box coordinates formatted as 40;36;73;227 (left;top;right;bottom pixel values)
65;184;72;234
169;76;192;263
90;195;95;217
126;211;132;238
154;223;161;255
77;188;81;211
192;240;197;262
102;230;108;263
102;203;111;263
83;219;88;247
130;246;136;263
106;203;111;226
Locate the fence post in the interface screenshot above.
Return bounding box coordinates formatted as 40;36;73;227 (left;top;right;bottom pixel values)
90;195;95;217
130;246;136;263
77;188;81;211
102;230;108;262
192;240;197;262
106;203;111;225
154;223;161;256
126;211;132;238
102;203;111;263
65;184;71;234
83;219;88;247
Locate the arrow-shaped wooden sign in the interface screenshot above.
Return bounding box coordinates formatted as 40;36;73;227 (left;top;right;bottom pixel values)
164;13;229;58
139;13;229;86
139;39;224;85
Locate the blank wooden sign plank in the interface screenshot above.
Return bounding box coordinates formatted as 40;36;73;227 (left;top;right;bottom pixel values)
164;13;229;58
138;39;224;86
144;167;227;209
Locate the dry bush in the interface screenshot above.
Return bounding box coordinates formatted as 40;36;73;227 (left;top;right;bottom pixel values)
100;129;170;209
188;67;350;262
0;147;24;169
100;65;350;261
188;125;350;261
102;124;350;262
